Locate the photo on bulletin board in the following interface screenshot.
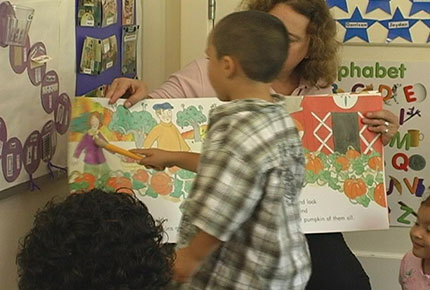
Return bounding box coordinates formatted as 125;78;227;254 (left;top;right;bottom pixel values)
328;0;430;45
335;60;430;227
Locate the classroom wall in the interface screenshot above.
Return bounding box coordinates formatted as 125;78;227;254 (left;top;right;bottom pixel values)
0;1;174;289
0;1;424;290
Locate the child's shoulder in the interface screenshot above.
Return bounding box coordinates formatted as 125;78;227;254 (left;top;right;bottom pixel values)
401;250;422;267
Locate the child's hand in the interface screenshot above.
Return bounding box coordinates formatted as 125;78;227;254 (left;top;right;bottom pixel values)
129;148;175;171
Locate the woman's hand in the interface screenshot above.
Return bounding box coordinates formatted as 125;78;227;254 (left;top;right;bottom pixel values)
362;109;399;146
106;78;149;108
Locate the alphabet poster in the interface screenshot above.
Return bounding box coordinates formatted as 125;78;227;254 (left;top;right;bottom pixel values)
69;95;389;241
335;60;430;227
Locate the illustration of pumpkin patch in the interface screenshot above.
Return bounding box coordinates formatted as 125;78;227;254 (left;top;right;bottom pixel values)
374;183;386;207
368;156;383;171
343;178;367;199
346;148;360;160
107;176;132;192
336;156;350;171
133;169;149;183
74;173;96;189
151;172;173;195
305;154;324;174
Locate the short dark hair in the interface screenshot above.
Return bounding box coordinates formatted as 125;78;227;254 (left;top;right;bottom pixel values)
212;10;289;83
17;189;174;290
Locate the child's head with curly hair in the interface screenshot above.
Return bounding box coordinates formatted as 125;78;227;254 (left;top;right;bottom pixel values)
16;189;174;290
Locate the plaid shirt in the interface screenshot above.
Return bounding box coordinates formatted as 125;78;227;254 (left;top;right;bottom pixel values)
176;96;311;290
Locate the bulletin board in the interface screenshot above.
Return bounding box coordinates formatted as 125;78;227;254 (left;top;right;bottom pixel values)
328;0;430;45
0;0;75;195
335;60;430;227
75;0;138;96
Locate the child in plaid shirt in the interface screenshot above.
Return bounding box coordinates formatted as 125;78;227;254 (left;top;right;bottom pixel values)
133;10;310;290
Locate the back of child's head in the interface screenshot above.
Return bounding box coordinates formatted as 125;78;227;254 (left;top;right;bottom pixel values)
17;189;173;290
212;10;289;83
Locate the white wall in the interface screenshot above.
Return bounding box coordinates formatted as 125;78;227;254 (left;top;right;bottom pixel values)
0;1;175;289
0;2;422;290
0;177;69;289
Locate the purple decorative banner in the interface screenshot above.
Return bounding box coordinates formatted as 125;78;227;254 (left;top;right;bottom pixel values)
54;93;71;134
23;130;41;175
40;70;59;113
2;137;23;182
9;36;30;74
41;120;57;163
27;42;47;86
0;117;7;159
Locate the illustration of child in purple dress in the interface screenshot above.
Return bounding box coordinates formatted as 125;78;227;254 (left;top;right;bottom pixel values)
73;112;110;178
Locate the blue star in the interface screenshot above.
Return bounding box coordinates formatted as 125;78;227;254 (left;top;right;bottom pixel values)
379;8;419;42
366;0;391;14
338;8;377;42
410;0;430;16
326;0;348;13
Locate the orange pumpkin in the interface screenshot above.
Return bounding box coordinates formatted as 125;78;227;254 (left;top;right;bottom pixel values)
305;154;324;174
168;166;181;175
336;156;350;171
151;172;173;195
374;183;386;207
107;176;133;194
343;178;367;199
75;173;96;189
368;156;383;171
346;148;361;160
133;169;149;183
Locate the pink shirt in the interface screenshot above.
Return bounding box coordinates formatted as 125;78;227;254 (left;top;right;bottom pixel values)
399;251;430;290
149;58;331;99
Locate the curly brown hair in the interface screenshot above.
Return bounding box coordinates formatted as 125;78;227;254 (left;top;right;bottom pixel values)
17;189;174;290
240;0;340;88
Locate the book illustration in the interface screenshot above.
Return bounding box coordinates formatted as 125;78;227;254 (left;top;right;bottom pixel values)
290;93;388;233
68;98;217;221
68;95;388;239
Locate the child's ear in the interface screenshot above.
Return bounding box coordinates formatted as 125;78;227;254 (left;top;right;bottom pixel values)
222;56;236;79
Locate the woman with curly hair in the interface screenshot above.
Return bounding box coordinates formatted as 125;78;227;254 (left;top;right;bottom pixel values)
106;1;399;289
17;189;174;290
